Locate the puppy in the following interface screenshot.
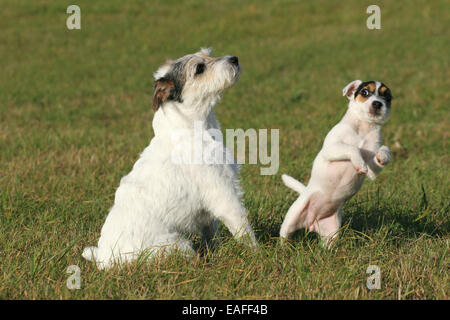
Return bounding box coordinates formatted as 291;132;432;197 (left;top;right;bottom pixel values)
83;49;257;269
280;80;392;246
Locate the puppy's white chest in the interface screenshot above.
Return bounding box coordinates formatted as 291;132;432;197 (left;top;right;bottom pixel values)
342;134;366;149
358;132;380;152
343;131;378;152
357;136;369;149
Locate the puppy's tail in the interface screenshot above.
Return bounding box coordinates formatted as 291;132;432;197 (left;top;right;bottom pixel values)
82;246;98;262
281;174;306;194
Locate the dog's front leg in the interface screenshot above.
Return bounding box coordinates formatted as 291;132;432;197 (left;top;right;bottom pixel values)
321;142;368;174
366;145;391;180
217;204;258;249
204;187;257;249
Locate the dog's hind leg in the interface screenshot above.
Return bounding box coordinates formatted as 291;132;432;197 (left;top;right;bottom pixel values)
279;192;314;240
314;207;342;249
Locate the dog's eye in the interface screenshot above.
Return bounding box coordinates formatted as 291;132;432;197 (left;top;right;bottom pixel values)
361;89;370;97
195;63;206;75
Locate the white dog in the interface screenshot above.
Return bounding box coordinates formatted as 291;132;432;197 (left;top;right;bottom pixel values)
83;49;257;269
280;80;392;246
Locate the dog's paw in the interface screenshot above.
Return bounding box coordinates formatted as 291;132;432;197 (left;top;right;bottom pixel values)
353;160;368;175
355;165;368;175
351;155;368;175
376;145;391;166
279;236;291;247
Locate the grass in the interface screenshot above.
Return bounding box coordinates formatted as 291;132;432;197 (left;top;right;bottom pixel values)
0;0;448;299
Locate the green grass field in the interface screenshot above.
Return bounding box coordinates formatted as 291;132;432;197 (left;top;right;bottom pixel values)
0;0;448;299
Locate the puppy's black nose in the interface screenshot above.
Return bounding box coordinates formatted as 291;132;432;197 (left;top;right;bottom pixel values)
372;101;383;109
229;56;239;66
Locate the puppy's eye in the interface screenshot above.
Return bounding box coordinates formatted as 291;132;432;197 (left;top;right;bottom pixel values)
195;63;205;75
361;89;370;97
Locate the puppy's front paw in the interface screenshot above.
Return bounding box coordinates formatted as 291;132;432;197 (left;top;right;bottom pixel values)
355;165;368;175
376;145;391;166
352;157;368;175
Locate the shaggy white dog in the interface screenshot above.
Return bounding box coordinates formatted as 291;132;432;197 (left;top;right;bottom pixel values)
83;49;257;269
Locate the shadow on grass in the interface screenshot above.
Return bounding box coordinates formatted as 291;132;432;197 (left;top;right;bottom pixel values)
344;202;449;239
250;201;448;247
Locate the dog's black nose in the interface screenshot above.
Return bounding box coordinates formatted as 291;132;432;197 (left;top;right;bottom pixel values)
229;56;239;66
372;101;383;109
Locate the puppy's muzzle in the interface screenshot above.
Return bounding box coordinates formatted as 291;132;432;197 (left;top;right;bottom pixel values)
370;100;383;115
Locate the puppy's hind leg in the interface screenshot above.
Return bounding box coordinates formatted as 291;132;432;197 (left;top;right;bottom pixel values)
279;193;312;241
315;207;342;249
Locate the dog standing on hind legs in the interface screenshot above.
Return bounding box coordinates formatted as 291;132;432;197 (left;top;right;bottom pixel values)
82;49;257;270
280;80;392;247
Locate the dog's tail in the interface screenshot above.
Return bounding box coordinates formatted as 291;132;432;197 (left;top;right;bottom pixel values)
82;246;98;262
281;174;307;194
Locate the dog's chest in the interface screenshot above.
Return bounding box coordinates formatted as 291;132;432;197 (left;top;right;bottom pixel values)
345;131;379;152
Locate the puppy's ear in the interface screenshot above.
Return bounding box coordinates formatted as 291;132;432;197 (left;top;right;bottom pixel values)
153;77;175;111
342;80;362;99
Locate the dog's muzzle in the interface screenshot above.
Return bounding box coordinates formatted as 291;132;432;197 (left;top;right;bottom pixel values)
228;56;239;66
370;100;383;115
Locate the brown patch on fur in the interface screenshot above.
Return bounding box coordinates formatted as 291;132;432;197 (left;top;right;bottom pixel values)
355;83;376;103
378;85;387;95
197;53;215;61
355;95;368;103
366;82;376;92
153;78;175;111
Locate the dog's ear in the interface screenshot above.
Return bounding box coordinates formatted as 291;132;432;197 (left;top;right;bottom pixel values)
342;80;363;100
153;77;175;111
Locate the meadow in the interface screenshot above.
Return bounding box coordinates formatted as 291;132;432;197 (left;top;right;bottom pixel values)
0;0;448;299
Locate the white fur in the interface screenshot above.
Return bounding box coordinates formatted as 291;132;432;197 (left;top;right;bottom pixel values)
153;63;172;80
83;50;257;270
280;80;391;247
